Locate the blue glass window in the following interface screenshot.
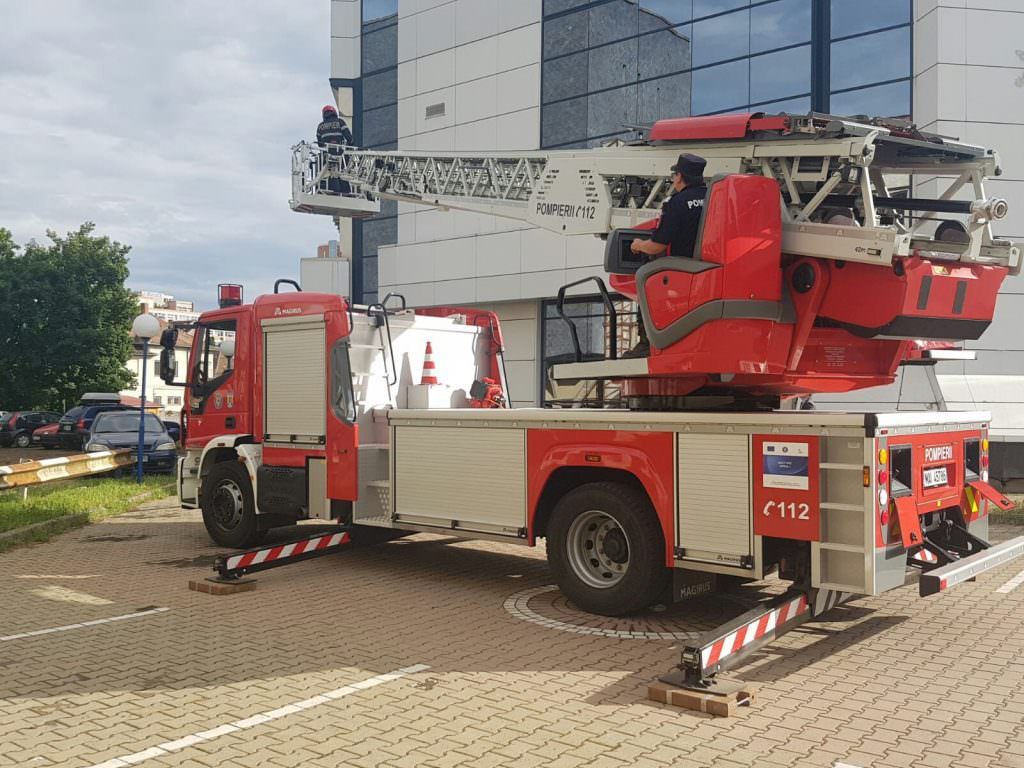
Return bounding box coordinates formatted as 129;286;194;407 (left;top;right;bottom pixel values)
750;0;811;54
830;27;910;92
750;45;811;104
692;58;748;114
640;0;693;26
692;8;749;67
693;0;747;19
831;0;910;39
830;81;910;118
363;0;397;24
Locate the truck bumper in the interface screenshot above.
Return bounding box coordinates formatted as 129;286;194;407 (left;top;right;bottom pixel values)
920;535;1024;596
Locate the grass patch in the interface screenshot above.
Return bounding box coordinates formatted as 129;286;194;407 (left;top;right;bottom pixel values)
0;475;175;550
992;506;1024;527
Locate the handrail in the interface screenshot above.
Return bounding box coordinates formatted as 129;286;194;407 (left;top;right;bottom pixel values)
555;277;619;363
366;302;399;387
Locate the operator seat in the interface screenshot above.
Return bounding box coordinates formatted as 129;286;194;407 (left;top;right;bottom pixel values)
607;174;790;353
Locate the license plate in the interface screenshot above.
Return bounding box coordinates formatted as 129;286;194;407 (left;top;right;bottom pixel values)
923;467;948;488
62;425;72;432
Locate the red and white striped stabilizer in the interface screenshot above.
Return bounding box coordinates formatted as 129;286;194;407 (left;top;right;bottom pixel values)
911;548;939;565
219;531;350;577
420;341;439;385
701;594;809;670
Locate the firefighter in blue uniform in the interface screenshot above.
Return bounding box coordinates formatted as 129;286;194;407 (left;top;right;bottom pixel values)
625;153;708;357
631;153;708;260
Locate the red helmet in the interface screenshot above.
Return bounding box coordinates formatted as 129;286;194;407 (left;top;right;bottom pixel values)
322;104;338;116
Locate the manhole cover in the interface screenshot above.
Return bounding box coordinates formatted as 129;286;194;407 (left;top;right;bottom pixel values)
503;585;756;641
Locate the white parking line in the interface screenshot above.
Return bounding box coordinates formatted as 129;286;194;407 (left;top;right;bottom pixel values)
0;607;169;642
996;567;1024;594
85;664;429;768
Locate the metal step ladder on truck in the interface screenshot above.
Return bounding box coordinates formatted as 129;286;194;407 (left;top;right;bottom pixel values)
159;112;1024;685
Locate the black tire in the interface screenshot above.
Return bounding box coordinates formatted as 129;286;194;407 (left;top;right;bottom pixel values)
546;481;670;616
201;461;264;548
14;433;31;449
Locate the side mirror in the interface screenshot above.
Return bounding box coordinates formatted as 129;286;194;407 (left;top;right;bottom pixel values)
159;348;178;384
159;327;178;349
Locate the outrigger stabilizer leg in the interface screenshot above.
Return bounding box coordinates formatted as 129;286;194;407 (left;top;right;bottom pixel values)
659;586;852;696
212;529;353;582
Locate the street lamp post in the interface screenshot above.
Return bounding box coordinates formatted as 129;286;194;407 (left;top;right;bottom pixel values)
131;313;161;484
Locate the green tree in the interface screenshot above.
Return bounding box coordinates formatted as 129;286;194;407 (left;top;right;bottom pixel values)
0;224;137;412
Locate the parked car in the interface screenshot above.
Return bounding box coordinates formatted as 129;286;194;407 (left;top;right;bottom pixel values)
57;400;131;449
162;420;181;444
85;411;178;471
31;422;62;449
0;411;62;448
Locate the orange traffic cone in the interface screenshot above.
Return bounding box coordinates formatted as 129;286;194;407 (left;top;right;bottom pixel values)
420;341;439;385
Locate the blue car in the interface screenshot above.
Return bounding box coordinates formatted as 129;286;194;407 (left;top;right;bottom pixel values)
85;411;178;471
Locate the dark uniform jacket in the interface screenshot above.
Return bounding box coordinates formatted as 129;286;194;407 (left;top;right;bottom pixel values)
316;117;353;150
651;183;708;258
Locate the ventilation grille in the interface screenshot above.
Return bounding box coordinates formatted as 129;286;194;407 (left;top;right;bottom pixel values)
425;102;446;119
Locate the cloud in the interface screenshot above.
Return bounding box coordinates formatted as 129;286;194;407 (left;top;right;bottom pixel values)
0;0;340;309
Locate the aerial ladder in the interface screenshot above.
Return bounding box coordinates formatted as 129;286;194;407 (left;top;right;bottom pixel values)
290;112;1020;409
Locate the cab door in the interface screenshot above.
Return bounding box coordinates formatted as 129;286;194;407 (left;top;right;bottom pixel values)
185;312;247;449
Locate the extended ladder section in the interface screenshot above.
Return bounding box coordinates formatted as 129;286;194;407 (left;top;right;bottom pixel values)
291;112;1020;272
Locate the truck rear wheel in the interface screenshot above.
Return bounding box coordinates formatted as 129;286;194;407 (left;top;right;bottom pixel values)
201;461;264;548
546;481;669;616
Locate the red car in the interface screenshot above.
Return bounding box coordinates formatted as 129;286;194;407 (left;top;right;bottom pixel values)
31;422;62;449
0;411;62;449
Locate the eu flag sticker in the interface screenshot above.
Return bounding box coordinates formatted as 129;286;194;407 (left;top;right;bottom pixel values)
762;441;809;490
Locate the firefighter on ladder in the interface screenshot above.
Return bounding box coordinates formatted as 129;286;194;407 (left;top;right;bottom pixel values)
626;153;708;357
316;104;354;194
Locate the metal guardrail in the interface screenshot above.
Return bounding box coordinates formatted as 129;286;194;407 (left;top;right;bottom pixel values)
0;450;136;491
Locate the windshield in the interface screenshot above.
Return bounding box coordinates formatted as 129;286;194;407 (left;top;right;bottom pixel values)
93;413;164;434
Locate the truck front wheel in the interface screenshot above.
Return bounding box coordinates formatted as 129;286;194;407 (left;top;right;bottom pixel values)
201;460;264;548
546;482;669;616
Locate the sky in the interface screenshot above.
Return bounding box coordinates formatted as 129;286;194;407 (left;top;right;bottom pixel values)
0;0;337;310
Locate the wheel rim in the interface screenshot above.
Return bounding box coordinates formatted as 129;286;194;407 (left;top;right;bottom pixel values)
566;509;631;589
210;479;245;531
16;435;29;448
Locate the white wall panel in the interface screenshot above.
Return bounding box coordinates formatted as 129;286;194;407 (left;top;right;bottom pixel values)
455;116;499;150
455;37;499;81
521;229;566;272
331;38;360;80
433;237;476;281
415;87;456;133
496;65;540;113
499;0;542;32
417;48;456;94
477;274;522;302
416;3;456;57
496;107;540;150
455;0;499;45
397;96;417;139
415;124;456;150
455;76;498;124
497;25;542;71
398;13;417;63
331;0;361;39
521;269;567;299
434;278;476;304
503;359;539;405
397;60;418;99
476;231;522;276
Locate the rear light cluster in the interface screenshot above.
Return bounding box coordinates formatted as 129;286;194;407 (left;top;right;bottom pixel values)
981;437;990;482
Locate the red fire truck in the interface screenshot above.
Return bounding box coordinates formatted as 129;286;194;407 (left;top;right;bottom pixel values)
160;114;1023;683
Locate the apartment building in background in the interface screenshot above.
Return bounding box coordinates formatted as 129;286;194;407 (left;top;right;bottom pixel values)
319;0;1024;475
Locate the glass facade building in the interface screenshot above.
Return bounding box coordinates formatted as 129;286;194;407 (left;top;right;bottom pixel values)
351;0;400;304
540;0;911;148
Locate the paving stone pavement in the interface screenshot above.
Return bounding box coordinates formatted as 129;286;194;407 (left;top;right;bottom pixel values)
0;500;1022;768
